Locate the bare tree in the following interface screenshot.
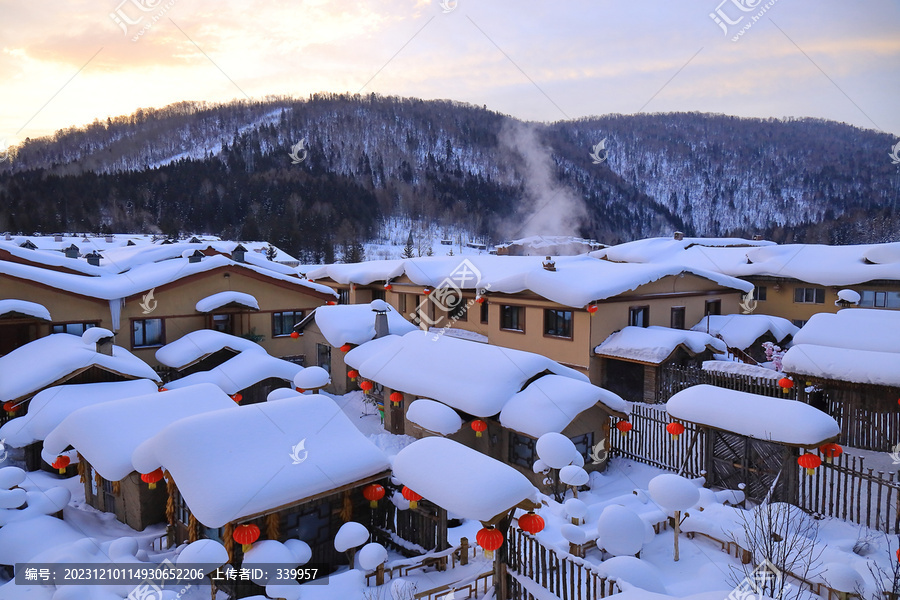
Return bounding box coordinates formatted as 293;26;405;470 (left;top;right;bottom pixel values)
866;532;900;599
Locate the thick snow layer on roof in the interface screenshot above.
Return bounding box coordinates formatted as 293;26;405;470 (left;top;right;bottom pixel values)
499;375;628;437
305;259;407;284
392;437;538;521
0;299;51;321
313;302;418;347
783;310;900;386
293;366;330;390
42;383;236;480
0;379;159;447
0;252;336;301
0;515;85;565
155;329;264;368
691;314;798;350
667;385;840;447
132;395;390;527
595;326;726;364
406;399;463;435
701;360;780;380
165;351;302;394
346;330;588;417
195;291;259;312
594;237;773;263
0;333;160;402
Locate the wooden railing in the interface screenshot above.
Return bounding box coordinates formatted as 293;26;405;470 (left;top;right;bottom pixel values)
414;571;493;600
609;403;706;478
657;364;793;403
365;538;480;587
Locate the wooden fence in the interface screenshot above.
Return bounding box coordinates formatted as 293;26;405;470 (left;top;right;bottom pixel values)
657;364;795;403
609;403;706;478
506;528;621;600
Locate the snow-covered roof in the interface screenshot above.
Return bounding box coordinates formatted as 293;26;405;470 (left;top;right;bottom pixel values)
406;399;463;435
293;366;330;390
308;254;752;308
666;384;840;447
782;309;900;387
132;395;391;527
195;291;259;312
392;437;538;521
701;360;781;380
308;302;418;347
0;379;159;447
691;314;798;350
42;383;237;481
0;332;160;403
346;331;588;418
594;326;727;364
499;375;629;438
164;351;303;394
155;329;265;369
0;299;51;321
595;238;900;286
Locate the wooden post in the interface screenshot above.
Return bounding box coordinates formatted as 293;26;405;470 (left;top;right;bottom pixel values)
673;511;681;562
459;537;469;565
375;563;385;586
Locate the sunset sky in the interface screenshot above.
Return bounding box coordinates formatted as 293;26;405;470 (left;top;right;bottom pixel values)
1;0;898;146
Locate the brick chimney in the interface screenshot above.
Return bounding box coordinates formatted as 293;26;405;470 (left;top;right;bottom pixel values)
85;251;101;266
96;334;114;356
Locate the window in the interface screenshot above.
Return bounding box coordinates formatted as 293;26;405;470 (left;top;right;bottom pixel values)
449;297;467;322
174;489;190;525
508;433;536;468
752;286;767;301
480;302;489;324
101;478;116;513
203;527;223;542
398;293;407;314
317;343;331;375
792;319;808;328
338;289;350;305
860;290;900;308
543;309;573;338
283;502;332;548
793;287;825;304
570;432;595;464
670;307;686;330
704;300;722;316
211;314;232;334
273;310;304;337
629;306;649;328
371;289;385;302
500;305;525;331
51;322;97;336
132;318;164;347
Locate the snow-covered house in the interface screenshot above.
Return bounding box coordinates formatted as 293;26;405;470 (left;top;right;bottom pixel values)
346;330;629;486
41;383;237;531
0;379;159;473
594;326;727;403
782;309;900;451
667;384;840;503
0;299;53;356
307;254;753;387
0;329;160;427
0;237;336;365
155;329;265;375
131;395;391;567
292;300;418;394
690;313;798;363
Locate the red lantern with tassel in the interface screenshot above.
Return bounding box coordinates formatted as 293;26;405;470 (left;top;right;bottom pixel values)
778;377;794;393
423;288;431;296
798;452;821;476
819;443;843;463
231;393;243;404
518;512;545;535
666;422;685;440
586;305;598;315
340;343;352;353
475;297;485;304
360;380;374;392
3;401;16;416
348;370;359;381
233;523;260;553
141;468;164;490
158;387;168;392
616;421;633;436
52;455;70;475
384;283;393;291
363;484;385;508
471;419;487;438
326;301;337;306
389;392;404;407
401;486;422;510
476;527;504;559
290;331;299;339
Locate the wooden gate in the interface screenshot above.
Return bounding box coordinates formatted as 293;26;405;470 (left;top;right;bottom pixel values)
705;430;794;504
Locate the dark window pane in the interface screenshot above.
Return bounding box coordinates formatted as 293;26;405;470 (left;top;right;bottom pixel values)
670;307;685;330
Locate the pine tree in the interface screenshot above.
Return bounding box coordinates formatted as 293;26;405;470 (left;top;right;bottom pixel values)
402;231;415;259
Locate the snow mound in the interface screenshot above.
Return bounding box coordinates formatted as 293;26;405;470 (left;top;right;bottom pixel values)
406;399;463;435
357;542;388;570
691;314;798;350
312;303;418;347
334;522;369;553
595;326;726;364
648;474;700;512
293;366;331;390
81;327;114;345
535;433;578;470
595;556;667;594
155;329;264;368
176;539;228;572
597;505;645;556
195;291;259;312
0;299;51;321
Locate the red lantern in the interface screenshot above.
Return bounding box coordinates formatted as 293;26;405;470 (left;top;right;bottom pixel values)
141;468;164;490
360;380;374;392
666;422;685;440
295;387;305;393
475;297;485;304
798;452;821;476
3;401;16;415
52;455;70;475
778;377;794;393
471;419;487;438
340;343;352;353
231;393;243;403
518;512;545;535
423;288;431;296
401;486;422;510
347;370;359;381
819;443;843;463
363;484;385;508
158;387;168;392
586;305;598;315
290;331;299;339
233;523;260;552
616;421;633;436
476;526;504;559
896;548;900;563
326;301;337;306
389;392;404;407
384;283;393;290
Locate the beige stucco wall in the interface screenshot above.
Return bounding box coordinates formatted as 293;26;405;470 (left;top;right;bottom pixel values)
744;277;900;324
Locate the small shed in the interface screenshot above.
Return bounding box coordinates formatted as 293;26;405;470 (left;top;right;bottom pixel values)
156;329;263;376
667;385;840;503
691;314;798;363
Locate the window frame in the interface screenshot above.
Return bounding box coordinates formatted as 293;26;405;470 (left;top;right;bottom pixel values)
500;305;525;333
480;301;489;324
338;289;350;305
508;432;536;468
50;321;99;336
629;305;650;328
670;306;686;330
753;286;767;301
570;432;595;464
793;287;825;304
316;343;332;375
272;310;304;337
131;318;165;348
543;309;573;339
704;299;722;316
